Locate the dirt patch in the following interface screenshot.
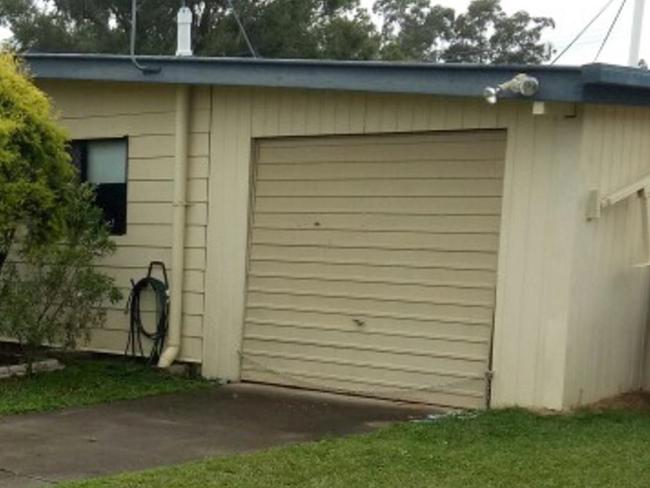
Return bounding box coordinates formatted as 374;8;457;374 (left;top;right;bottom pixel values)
582;391;650;412
514;392;650;416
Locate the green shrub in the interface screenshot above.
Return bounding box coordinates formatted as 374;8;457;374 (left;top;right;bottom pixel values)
0;53;74;272
0;53;121;370
0;184;122;370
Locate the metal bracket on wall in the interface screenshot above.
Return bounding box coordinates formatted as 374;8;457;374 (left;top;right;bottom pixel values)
586;189;602;220
532;101;578;118
587;173;650;267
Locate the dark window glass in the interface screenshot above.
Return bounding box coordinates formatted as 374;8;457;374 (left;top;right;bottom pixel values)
70;139;128;235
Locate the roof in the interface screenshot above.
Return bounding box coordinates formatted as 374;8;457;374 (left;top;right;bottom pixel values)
23;53;650;107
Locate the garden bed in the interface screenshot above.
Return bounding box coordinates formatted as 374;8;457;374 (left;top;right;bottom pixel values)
0;342;64;379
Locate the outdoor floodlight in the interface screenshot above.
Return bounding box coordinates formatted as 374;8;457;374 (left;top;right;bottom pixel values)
483;74;540;105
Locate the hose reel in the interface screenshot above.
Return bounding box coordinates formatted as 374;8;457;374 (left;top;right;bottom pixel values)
124;261;170;364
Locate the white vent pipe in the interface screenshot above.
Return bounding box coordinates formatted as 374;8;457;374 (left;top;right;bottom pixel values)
629;0;646;67
176;6;193;56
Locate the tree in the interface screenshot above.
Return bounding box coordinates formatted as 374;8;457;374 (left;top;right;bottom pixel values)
375;0;554;63
0;0;380;60
0;183;122;372
0;53;74;273
0;0;553;64
442;0;555;64
374;0;454;61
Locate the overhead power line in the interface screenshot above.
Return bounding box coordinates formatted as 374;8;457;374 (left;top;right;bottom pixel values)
226;0;258;58
594;0;629;61
550;0;617;65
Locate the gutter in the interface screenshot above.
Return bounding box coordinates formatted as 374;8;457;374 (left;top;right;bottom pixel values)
158;84;191;368
22;53;583;102
23;53;650;106
581;63;650;88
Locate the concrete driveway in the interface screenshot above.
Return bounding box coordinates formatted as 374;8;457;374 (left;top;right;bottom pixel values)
0;384;434;487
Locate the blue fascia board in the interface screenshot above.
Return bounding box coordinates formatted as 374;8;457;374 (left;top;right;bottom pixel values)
21;53;650;106
582;63;650;88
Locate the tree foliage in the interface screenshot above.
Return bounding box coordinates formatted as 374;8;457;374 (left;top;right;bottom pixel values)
0;0;554;64
0;0;380;60
0;54;121;369
441;0;555;64
0;53;74;272
0;184;122;370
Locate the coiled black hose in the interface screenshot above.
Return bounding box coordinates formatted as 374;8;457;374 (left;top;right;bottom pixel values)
125;261;169;365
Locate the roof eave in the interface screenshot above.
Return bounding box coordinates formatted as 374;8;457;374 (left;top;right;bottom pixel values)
21;53;650;107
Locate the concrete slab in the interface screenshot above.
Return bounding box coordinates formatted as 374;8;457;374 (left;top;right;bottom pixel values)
0;470;48;488
0;384;434;486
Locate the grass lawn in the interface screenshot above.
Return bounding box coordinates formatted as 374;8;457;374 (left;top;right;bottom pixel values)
59;407;650;488
0;357;209;416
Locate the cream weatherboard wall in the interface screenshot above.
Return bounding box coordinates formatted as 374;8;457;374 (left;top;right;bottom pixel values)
38;78;650;410
38;80;209;363
204;87;583;410
563;105;650;407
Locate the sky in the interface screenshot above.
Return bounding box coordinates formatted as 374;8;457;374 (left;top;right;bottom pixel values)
0;0;646;66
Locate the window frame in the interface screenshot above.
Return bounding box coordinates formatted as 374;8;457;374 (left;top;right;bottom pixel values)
70;136;129;236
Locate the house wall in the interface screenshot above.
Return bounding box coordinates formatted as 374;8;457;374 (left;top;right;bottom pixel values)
563;105;650;407
38;80;210;362
41;79;631;410
203;87;583;410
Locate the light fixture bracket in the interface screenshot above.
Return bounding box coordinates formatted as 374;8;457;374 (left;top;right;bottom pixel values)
483;73;540;105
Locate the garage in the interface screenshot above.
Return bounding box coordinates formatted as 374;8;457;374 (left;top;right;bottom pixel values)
240;130;507;409
31;54;650;411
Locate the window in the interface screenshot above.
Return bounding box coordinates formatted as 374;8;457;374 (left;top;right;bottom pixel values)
70;138;128;235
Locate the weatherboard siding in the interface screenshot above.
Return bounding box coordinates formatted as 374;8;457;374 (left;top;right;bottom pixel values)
563;105;650;407
204;87;581;409
39;80;209;363
37;79;647;410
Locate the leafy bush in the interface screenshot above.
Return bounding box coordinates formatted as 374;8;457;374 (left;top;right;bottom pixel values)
0;53;74;273
0;184;122;370
0;53;121;371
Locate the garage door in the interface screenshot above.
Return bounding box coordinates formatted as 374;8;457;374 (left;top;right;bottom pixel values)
241;130;506;409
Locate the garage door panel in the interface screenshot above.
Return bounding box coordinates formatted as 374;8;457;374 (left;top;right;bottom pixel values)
256;179;503;197
260;131;505;149
249;261;497;288
241;368;485;409
247;292;494;323
241;353;486;403
252;229;499;252
259;140;506;164
250;245;498;271
244;322;489;357
245;308;493;341
243;131;505;408
243;338;487;374
257;160;504;180
254;197;502;215
253;214;501;234
243;346;485;382
248;276;495;307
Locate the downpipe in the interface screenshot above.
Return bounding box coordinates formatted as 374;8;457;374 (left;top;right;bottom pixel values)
158;85;190;368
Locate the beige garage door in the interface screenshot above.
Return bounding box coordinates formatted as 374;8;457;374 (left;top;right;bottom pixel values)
241;130;507;409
